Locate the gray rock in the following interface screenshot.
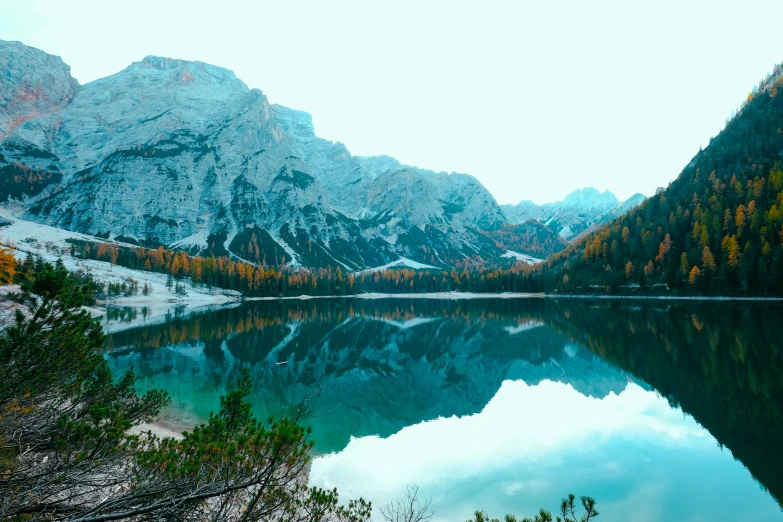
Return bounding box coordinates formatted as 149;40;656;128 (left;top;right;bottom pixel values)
0;40;507;268
0;40;79;140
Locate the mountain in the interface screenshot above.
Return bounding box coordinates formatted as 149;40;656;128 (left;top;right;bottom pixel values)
0;40;506;270
502;188;645;240
543;63;783;295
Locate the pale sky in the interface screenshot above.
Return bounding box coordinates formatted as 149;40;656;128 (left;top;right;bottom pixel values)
2;0;782;204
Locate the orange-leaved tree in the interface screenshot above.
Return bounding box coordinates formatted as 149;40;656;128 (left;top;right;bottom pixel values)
0;246;16;284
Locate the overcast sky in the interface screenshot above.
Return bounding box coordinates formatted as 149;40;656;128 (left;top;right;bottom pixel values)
2;0;782;204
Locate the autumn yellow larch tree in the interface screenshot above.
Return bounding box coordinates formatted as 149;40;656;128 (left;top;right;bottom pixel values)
689;265;701;285
722;235;741;267
723;209;732;231
700;224;709;248
643;260;654;278
655;234;672;263
0;247;16;283
701;246;716;273
735;204;746;236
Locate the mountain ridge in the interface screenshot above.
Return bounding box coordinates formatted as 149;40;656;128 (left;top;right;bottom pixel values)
502;188;646;240
0;40;642;269
0;40;507;269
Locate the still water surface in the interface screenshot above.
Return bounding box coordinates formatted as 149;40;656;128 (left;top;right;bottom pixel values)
103;298;783;521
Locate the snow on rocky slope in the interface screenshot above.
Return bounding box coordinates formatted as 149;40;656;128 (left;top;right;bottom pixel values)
501;250;544;265
502;188;645;240
0;210;239;332
0;40;506;270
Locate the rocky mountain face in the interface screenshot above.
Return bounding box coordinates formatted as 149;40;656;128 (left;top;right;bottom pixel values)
0;40;79;140
0;41;505;270
0;40;647;269
502;188;645;240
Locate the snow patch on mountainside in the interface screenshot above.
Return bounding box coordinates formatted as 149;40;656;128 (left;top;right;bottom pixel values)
359;257;437;273
0;209;135;250
501;251;543;265
169;230;209;249
322;249;354;271
269;233;301;267
0;212;239;332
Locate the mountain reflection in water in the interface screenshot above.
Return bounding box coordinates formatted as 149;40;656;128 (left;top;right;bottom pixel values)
103;298;783;521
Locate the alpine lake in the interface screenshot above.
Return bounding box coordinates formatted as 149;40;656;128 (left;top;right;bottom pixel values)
102;297;783;521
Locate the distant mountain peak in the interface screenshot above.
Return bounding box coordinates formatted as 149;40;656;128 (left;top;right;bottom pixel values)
502;188;644;241
567;186;603;196
561;187;618;207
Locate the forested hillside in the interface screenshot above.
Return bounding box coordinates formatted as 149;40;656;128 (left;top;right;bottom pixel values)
483;221;567;258
541;65;783;295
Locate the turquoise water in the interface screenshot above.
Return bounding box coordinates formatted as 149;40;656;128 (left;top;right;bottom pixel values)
103;298;783;521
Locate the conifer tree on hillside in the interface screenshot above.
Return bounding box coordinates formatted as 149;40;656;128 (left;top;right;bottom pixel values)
543;64;783;295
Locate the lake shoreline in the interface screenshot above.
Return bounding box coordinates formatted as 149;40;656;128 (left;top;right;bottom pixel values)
101;289;783;324
244;291;546;301
99;290;783;333
241;291;783;302
546;294;783;301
